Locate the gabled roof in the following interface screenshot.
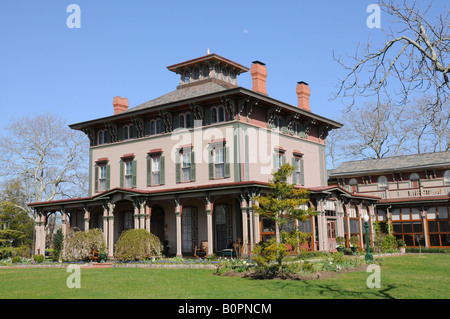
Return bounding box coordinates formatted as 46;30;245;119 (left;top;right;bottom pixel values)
330;151;450;177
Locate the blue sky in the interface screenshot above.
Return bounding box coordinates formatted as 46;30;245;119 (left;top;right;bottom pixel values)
0;1;445;160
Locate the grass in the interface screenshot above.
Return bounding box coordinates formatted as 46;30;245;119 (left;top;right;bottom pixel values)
0;254;449;299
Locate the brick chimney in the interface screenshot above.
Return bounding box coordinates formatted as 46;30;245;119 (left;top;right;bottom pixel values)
250;61;268;95
296;81;310;111
113;96;129;114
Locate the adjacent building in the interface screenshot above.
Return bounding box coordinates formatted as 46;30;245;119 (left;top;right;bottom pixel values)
29;53;378;257
329;151;450;248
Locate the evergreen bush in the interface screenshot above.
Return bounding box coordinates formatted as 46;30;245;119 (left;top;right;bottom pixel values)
115;229;163;261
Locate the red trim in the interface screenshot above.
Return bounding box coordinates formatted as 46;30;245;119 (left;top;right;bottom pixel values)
95;157;109;163
293;150;303;157
148;148;163;154
121;153;135;160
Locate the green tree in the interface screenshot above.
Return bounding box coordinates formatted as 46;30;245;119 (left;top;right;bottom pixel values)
0;179;34;248
253;164;316;243
252;164;316;275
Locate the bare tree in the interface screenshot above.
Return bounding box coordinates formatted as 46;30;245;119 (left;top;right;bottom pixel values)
333;1;450;113
327;102;410;163
0;113;89;212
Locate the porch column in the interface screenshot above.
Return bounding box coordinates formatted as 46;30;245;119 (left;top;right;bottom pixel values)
139;201;146;230
421;206;429;248
240;196;248;255
316;199;326;251
134;201;140;229
336;199;344;238
83;206;90;232
206;198;214;256
175;199;182;257
61;209;68;257
252;199;260;246
107;203;115;257
34;211;45;255
146;204;151;232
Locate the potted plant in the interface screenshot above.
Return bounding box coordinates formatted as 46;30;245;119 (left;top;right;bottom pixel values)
350;235;359;254
335;236;345;253
98;243;108;263
397;239;406;254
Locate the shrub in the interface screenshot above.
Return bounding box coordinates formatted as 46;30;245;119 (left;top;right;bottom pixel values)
63;228;105;262
115;229;163;261
33;254;44;263
11;256;21;263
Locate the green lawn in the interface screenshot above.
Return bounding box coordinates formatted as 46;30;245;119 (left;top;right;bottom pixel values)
0;254;449;299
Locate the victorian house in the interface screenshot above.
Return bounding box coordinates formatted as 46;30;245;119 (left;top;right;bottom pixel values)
329;151;450;248
29;53;379;257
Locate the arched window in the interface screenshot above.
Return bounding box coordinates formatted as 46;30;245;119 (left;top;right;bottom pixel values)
211;106;225;123
150;120;156;135
409;173;420;188
179;114;185;128
123;124;134;140
183;71;190;84
378;176;388;190
230;71;236;84
193;67;200;81
98;130;104;145
444;170;450;185
202;64;210;78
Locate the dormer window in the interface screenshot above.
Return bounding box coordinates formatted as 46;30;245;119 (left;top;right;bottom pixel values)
211;106;225;123
123;124;134;140
179;112;192;128
150;119;162;135
378;176;388;190
98;129;107;145
349;178;358;193
409;173;420;188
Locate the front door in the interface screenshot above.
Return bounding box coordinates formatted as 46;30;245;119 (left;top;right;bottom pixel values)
327;219;337;252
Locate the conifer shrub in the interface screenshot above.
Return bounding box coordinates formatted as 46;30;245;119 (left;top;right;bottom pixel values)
115;229;163;261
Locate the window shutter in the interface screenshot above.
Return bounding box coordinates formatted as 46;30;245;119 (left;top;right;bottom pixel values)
147;157;151;187
224;147;230;178
281;117;287;134
209;149;214;179
176;152;181;183
190;151;196;182
106;165;111;190
282;154;286;166
173;114;179;130
132;160;137;188
273;153;277;170
160;156;165;185
94;166;99;193
205;108;211;125
118;126;123;141
300;157;305;185
120;162;124;188
292;157;298;184
189;112;194;127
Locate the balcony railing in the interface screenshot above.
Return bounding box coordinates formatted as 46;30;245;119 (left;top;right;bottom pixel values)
359;185;450;200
